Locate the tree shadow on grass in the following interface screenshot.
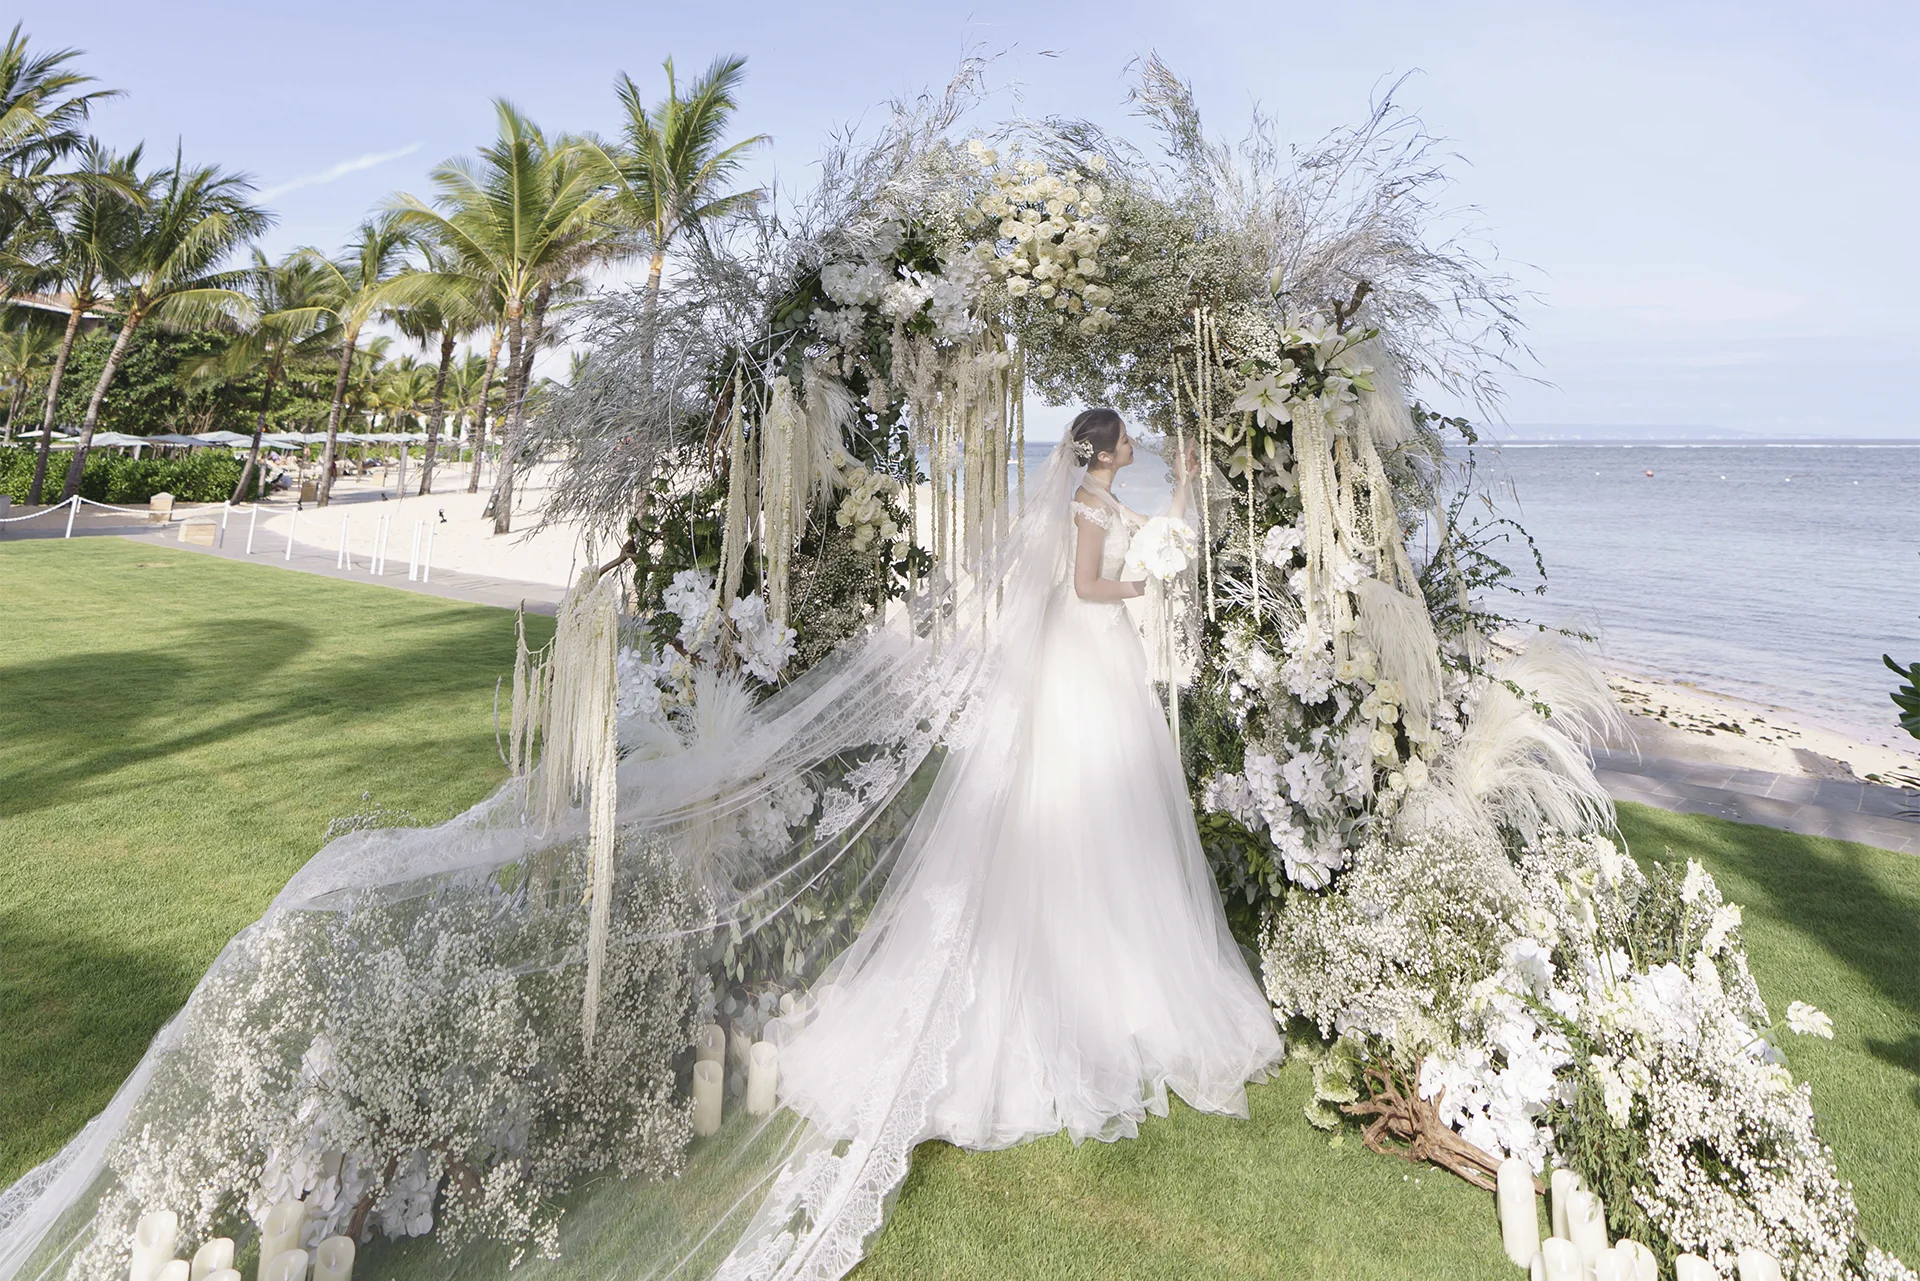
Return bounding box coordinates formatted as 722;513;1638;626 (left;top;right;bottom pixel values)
1617;803;1920;1094
0;901;210;1185
0;610;526;822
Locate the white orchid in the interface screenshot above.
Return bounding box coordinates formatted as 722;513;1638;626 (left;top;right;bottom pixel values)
1785;1001;1834;1039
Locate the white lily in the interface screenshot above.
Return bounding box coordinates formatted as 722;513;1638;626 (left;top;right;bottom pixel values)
1233;373;1293;427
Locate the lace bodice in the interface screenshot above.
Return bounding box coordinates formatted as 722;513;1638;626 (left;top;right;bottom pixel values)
1071;488;1145;580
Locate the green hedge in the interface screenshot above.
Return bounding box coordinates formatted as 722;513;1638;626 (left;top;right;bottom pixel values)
0;444;260;505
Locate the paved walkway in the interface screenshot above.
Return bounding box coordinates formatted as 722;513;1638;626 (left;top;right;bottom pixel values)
1594;747;1920;854
0;502;566;614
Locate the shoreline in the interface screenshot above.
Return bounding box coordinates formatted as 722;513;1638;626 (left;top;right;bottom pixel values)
1598;661;1920;789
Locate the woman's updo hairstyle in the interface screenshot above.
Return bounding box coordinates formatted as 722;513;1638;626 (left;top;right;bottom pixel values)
1068;407;1123;465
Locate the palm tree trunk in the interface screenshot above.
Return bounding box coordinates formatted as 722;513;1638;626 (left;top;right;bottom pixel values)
28;301;85;505
467;326;504;494
62;308;143;500
488;302;529;535
232;354;281;504
419;331;455;496
316;330;359;508
5;381;23;442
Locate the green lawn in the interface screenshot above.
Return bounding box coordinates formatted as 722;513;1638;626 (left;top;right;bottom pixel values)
2;537;1915;1277
0;538;550;1187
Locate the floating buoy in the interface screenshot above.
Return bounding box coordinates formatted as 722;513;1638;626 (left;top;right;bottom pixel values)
1644;469;1654;477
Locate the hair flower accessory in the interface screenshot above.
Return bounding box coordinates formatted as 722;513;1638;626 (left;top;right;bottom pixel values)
1071;438;1095;463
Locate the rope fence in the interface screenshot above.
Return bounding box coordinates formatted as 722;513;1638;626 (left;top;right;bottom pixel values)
0;495;438;582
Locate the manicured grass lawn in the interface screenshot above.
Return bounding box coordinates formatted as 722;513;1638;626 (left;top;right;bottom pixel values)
0;538;549;1187
846;806;1920;1278
2;538;1914;1276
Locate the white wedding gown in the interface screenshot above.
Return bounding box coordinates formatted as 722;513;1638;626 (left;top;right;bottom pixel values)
775;482;1282;1156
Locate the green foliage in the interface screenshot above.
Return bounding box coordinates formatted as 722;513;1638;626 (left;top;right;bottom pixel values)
51;325;270;434
1883;654;1920;742
0;443;258;503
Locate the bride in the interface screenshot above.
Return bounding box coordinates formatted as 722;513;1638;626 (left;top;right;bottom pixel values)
776;408;1281;1158
713;412;1281;1279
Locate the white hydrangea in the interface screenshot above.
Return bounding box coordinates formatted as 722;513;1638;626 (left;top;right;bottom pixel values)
727;593;797;685
819;260;889;307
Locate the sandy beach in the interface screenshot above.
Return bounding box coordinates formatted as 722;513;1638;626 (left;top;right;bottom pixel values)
1599;662;1920;789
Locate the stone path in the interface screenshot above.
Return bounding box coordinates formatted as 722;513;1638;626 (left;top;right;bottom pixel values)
1594;748;1920;854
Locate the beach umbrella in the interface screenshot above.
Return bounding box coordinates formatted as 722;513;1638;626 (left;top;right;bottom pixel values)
191;430;252;445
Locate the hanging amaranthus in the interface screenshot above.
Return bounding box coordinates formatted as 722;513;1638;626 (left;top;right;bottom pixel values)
759;376;801;630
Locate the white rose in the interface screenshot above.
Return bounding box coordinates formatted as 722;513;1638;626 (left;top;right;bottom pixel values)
1087;153;1108;172
1036;283;1057;299
1006;278;1030;297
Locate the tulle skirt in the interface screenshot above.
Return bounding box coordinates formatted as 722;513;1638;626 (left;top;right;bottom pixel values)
777;586;1283;1152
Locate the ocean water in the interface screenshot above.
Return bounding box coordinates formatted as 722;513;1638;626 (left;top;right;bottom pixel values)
1473;444;1919;745
1018;439;1920;743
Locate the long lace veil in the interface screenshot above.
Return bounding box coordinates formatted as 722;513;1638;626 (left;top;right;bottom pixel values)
0;444;1094;1281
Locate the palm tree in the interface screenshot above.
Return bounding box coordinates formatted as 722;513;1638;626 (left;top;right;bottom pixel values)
189;248;337;502
587;56;768;322
443;349;497;484
297;215;413;506
388;100;603;532
392;244;490;496
0;318;56;440
0;25;114;174
61;151;270;499
25;141;141;503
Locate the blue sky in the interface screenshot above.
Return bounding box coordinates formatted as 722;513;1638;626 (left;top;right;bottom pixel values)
19;0;1919;436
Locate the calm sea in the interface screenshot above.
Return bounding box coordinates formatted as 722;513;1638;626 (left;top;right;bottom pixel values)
1020;440;1920;744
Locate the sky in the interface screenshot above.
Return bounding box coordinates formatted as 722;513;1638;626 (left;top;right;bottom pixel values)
17;0;1920;437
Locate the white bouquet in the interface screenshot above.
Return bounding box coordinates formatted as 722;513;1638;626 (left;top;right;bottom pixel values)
1124;515;1199;580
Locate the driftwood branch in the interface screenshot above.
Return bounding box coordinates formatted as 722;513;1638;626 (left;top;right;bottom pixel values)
1340;1058;1538;1194
1331;279;1374;331
592;536;639;582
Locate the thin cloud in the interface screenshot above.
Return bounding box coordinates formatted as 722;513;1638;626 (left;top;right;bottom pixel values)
259;143;424;200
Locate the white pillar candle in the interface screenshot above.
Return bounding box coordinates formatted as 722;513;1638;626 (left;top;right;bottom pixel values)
777;992;799;1019
312;1235;355;1281
1529;1253;1546;1281
257;1203;304;1279
1549;1169;1581;1240
694;1023;725;1064
1567;1189;1609;1264
189;1238;235;1281
746;1041;779;1116
1541;1238;1583;1281
206;1271;243;1281
130;1210;179;1281
1497;1157;1540;1267
261;1249;307;1281
1675;1255;1717;1281
157;1263;191;1281
1614;1239;1659;1281
1737;1249;1782;1281
727;1026;753;1072
692;1059;723;1137
1592;1253;1624;1281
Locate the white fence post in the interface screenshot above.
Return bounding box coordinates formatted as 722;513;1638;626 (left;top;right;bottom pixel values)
337;516;350;569
407;520;422;581
246;506;258;555
286;508;298;561
422;524;434;583
219;501;231;548
63;495;78;539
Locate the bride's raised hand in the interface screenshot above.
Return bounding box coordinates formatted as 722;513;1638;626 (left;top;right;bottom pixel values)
1174;437;1200;486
